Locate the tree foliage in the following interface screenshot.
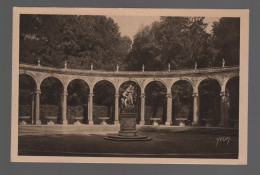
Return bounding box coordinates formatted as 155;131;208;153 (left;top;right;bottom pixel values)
126;17;213;70
199;79;221;125
40;77;63;105
19;75;36;105
172;81;193;120
211;18;240;66
19;15;240;122
67;79;89;106
20;15;131;70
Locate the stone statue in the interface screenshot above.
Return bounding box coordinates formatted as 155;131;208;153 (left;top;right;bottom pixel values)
105;83;151;141
194;61;197;69
64;60;67;69
121;84;135;112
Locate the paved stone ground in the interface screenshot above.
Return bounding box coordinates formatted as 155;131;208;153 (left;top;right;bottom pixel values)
18;125;238;158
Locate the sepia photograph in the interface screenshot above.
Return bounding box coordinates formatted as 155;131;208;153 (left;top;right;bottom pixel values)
11;8;249;164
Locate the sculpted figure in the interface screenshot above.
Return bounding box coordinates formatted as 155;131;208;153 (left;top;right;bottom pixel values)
121;84;135;111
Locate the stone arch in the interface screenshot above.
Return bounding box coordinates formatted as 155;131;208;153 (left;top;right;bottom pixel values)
143;79;168;92
118;79;142;91
119;80;142;122
225;74;239;91
40;75;65;91
171;79;194;125
66;78;90;91
40;76;65;124
19;73;38;124
198;78;222;126
144;80;167;124
196;77;222;92
198;78;222;93
93;78;117;92
92;79;116;124
225;75;239;127
66;78;90;124
19;72;37;86
171;79;194;92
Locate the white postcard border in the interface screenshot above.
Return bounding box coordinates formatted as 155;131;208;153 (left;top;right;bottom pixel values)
11;7;249;164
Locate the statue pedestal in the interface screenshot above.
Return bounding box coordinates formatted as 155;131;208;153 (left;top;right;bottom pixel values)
119;113;138;136
104;112;151;141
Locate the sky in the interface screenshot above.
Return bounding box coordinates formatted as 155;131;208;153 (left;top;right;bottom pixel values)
107;16;220;40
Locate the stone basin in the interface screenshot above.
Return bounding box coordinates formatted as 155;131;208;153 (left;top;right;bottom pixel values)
149;117;161;126
98;117;110;125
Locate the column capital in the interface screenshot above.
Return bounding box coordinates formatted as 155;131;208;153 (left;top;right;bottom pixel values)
192;92;199;97
35;90;41;94
89;93;94;97
140;93;145;98
63;91;68;96
115;93;119;98
166;93;172;98
220;91;226;97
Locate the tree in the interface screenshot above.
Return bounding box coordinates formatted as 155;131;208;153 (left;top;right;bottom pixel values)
126;17;212;71
19;75;36;105
20;15;132;113
211;18;240;66
126;17;212;115
20;15;131;70
172;81;193;121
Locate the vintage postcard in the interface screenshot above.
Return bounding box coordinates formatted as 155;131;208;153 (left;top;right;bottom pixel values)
11;7;249;164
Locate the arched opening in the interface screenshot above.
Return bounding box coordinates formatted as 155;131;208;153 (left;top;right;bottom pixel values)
226;76;239;128
67;79;90;124
119;81;141;123
40;77;64;124
19;74;36;124
171;80;193;126
145;81;167;125
198;78;221;126
93;80;116;124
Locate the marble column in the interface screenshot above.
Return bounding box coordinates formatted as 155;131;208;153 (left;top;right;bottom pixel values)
31;92;35;124
88;93;94;125
114;93;119;125
62;91;68;125
35;90;41;125
140;93;145;125
220;91;228;127
165;93;172;126
192;92;199;125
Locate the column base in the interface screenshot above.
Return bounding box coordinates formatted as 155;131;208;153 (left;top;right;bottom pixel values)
114;121;120;125
192;121;198;126
62;120;68;125
88;121;93;125
165;121;172;126
36;120;41;125
153;121;159;126
139;120;145;125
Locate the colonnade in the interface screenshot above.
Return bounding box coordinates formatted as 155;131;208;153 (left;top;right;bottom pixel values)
19;63;238;127
29;85;230;127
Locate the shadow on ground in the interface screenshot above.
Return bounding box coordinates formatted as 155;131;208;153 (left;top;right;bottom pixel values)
18;126;238;158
